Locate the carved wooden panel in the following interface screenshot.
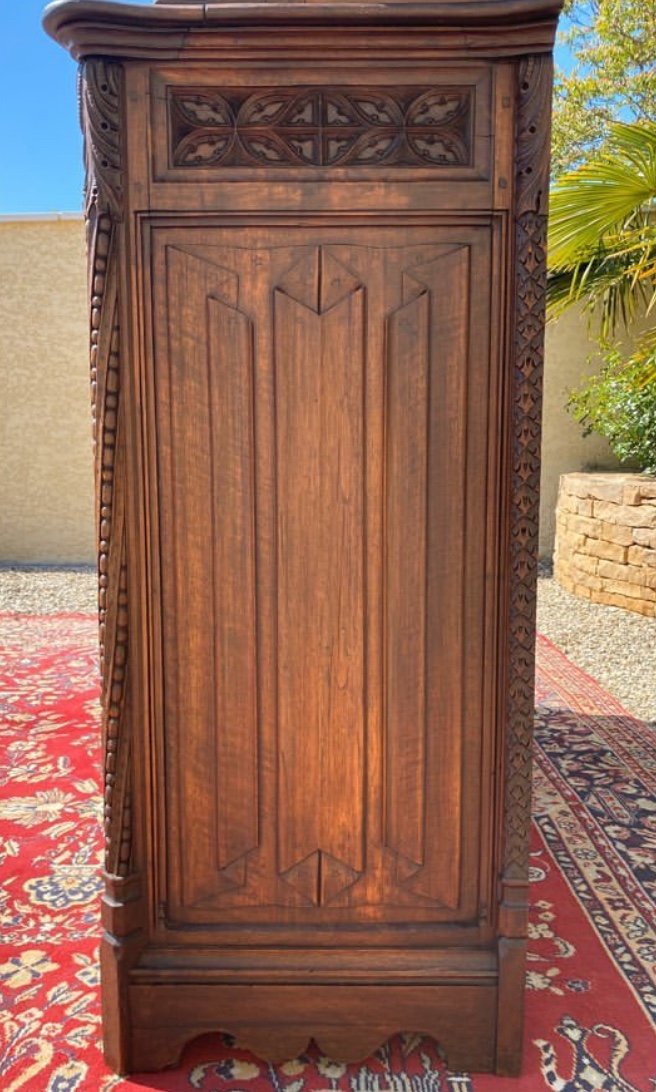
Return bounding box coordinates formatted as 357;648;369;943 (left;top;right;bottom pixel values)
169;86;472;168
150;223;494;927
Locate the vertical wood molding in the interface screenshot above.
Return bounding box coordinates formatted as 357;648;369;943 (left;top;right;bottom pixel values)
158;247;260;906
80;58;131;878
275;248;366;905
385;285;429;880
502;54;551;904
384;247;470;910
496;54;551;1076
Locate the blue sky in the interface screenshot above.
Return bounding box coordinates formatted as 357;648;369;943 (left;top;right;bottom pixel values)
0;2;574;214
1;1;84;213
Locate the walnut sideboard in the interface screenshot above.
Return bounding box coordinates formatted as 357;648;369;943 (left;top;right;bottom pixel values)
44;0;561;1075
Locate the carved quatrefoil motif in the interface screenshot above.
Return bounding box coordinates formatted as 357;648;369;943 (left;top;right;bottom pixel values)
170;86;472;168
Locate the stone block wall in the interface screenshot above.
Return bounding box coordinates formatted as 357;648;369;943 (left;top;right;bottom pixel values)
554;473;656;616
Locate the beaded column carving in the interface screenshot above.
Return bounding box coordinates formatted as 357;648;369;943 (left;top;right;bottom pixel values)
80;59;131;879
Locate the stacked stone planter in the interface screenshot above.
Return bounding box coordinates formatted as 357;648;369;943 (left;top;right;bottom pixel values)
554;473;656;617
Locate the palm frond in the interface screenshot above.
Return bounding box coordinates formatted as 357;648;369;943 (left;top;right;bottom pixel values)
548;121;656;271
547;121;656;340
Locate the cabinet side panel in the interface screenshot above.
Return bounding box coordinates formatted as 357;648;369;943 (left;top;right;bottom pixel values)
147;222;495;931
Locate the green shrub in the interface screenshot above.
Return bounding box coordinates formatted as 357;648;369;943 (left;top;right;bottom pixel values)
567;347;656;473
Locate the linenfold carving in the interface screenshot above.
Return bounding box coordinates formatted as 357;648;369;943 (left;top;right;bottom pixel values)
81;59;131;878
170;86;472;168
503;56;551;885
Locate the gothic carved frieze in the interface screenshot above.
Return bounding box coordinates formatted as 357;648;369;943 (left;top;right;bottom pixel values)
169;86;472;168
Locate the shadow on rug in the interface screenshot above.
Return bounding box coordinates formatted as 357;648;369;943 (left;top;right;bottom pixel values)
0;615;654;1091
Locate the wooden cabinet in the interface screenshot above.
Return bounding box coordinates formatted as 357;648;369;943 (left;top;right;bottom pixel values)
44;0;561;1075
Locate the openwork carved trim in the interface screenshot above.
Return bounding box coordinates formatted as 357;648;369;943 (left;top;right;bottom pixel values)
81;59;131;877
170;86;472;168
503;56;551;887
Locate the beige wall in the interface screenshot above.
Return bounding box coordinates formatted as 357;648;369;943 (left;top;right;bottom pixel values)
0;218;632;562
540;307;618;558
0;217;95;563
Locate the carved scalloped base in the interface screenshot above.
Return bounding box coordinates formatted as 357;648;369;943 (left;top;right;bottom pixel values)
105;979;505;1074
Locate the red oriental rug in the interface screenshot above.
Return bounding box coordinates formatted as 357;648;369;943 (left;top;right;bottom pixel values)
0;613;655;1091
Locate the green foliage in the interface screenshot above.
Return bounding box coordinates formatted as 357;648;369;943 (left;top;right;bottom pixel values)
547;120;656;469
552;0;656;176
568;348;656;472
547;121;656;338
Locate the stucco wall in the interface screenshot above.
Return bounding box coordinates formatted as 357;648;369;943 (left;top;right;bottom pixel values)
540;308;618;558
0;218;628;562
0;216;95;563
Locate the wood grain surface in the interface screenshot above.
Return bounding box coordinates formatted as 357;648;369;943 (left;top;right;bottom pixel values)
53;0;561;1073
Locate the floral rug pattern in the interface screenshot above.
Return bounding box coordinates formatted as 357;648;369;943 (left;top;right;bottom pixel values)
0;614;655;1091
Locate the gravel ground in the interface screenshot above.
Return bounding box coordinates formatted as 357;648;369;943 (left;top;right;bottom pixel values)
536;573;656;725
1;565;654;724
0;565;96;614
